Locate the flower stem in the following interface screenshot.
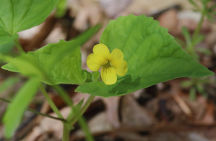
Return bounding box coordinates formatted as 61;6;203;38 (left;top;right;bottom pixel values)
63;123;70;141
52;85;73;107
80;95;95;116
40;84;64;119
52;85;95;140
78;116;94;141
70;95;95;126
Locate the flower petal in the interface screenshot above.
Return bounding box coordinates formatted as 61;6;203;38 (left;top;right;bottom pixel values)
101;67;117;85
93;44;110;59
110;48;124;68
110;48;128;76
87;53;107;71
115;60;128;76
110;48;123;60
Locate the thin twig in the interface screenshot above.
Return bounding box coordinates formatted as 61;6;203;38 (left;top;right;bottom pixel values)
0;97;66;122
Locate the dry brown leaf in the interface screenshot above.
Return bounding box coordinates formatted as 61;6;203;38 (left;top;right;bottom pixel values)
120;95;156;128
158;9;179;34
103;97;121;128
123;0;192;15
100;0;132;17
24;107;71;141
69;0;104;31
74;112;112;138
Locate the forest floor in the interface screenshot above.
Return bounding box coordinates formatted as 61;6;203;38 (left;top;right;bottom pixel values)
0;0;216;141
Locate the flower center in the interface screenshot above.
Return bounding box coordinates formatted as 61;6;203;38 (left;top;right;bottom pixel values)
103;60;112;68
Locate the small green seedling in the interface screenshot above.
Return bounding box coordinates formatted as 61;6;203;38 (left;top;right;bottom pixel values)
180;0;216;100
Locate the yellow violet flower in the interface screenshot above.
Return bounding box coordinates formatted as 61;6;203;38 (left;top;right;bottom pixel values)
87;44;128;85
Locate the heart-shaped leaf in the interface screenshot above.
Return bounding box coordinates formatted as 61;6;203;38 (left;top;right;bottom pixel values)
76;15;213;97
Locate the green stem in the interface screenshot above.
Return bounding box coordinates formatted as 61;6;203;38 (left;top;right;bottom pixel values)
53;85;74;140
53;85;73;107
70;95;95;126
78;116;94;141
63;123;70;141
14;39;25;54
0;97;65;122
40;84;64;119
192;11;205;41
187;11;205;58
53;85;74;121
53;86;95;140
80;95;95;116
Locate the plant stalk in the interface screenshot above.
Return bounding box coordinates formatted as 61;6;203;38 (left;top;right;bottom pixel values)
40;84;64;119
192;11;205;41
52;86;95;140
53;85;73;107
70;95;95;126
187;11;205;58
63;123;70;141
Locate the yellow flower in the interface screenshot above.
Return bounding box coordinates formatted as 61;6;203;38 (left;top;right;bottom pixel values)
87;44;128;85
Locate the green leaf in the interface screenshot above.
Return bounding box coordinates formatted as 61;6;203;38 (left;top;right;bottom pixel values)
191;34;204;47
0;77;19;94
0;27;17;46
181;80;193;88
56;0;67;17
2;54;46;80
0;40;15;54
91;72;100;82
2;25;101;85
188;0;199;8
3;78;40;138
197;47;212;56
181;27;192;47
201;0;210;5
0;0;58;34
189;88;196;101
76;15;213;97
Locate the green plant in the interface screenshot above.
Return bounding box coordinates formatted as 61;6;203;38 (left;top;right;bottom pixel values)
181;0;216;100
183;0;216;58
0;0;214;140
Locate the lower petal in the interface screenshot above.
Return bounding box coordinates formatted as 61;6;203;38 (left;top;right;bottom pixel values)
101;67;117;85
